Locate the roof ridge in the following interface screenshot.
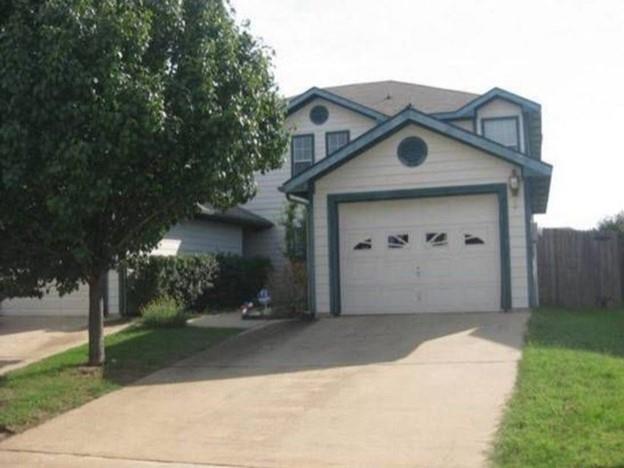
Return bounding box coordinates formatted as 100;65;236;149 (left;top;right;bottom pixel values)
323;79;480;97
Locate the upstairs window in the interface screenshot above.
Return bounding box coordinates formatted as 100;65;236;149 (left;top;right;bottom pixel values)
326;131;350;156
482;117;520;151
291;134;314;176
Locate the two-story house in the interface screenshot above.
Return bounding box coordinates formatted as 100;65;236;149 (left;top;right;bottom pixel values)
248;80;551;315
1;80;552;316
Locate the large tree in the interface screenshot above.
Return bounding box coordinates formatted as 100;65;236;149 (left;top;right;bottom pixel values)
0;0;287;364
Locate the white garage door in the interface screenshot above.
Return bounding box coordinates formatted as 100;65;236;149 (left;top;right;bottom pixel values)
339;194;501;314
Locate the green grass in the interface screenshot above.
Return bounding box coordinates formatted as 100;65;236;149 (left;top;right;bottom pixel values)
493;307;624;467
0;325;240;434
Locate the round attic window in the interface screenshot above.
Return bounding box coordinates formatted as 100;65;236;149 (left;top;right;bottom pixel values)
397;137;428;167
309;105;329;125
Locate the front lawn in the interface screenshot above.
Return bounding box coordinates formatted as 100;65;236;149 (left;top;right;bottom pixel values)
493;307;624;467
0;325;240;435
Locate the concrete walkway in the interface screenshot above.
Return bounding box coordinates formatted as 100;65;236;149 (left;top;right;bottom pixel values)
0;316;130;376
0;312;528;467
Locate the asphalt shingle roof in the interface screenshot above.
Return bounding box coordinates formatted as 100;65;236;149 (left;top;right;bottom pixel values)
322;80;479;115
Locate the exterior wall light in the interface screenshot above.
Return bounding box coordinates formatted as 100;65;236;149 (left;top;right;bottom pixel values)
508;169;522;196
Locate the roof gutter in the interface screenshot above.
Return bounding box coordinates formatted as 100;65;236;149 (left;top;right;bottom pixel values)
286;193;310;206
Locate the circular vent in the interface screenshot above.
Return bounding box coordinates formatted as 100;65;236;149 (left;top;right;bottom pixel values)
309;105;329;125
397;137;428;167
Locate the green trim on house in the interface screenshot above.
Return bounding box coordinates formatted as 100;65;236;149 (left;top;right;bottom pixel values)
522;111;532;158
326;184;512;315
291;133;315;178
307;183;316;316
281;107;551;194
288;87;388;123
524;176;537;308
432;87;540;120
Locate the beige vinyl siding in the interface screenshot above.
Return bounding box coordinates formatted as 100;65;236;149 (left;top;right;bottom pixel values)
312;124;530;313
152;220;242;256
476;98;526;153
243;98;378;268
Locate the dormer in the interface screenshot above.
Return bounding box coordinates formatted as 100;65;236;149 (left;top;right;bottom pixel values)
433;88;542;160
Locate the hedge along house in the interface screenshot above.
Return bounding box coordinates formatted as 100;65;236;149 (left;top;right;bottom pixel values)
278;82;552;315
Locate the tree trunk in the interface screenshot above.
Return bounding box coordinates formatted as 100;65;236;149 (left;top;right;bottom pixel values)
87;271;106;366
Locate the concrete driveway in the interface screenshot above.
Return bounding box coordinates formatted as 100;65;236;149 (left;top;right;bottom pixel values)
0;312;527;467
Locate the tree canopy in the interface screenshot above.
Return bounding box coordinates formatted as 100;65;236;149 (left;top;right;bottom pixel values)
0;0;287;363
597;211;624;239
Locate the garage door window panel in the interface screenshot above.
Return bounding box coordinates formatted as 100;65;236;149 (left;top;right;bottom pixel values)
464;233;485;246
353;237;373;251
426;232;448;248
387;233;409;249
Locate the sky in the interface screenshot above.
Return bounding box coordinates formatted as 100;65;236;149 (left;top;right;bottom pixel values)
230;0;624;229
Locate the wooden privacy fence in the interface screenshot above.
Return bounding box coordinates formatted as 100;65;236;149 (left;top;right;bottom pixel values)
538;228;623;308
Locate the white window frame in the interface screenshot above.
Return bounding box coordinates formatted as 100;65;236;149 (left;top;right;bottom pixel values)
291;134;314;176
325;130;350;156
481;116;520;151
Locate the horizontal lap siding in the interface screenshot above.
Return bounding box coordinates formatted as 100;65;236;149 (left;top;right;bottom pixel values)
1;270;119;316
313;124;530;313
152;220;242;256
242;98;377;269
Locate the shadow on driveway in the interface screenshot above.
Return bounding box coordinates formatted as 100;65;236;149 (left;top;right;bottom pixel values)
138;311;528;386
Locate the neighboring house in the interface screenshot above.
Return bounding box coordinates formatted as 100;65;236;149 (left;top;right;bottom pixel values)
0;80;552;316
0;206;272;316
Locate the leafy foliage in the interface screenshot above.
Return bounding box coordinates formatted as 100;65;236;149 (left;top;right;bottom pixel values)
268;260;308;317
0;0;287;296
597;210;624;240
0;0;286;362
140;296;187;328
207;254;272;307
126;254;219;313
125;254;272;314
280;201;307;261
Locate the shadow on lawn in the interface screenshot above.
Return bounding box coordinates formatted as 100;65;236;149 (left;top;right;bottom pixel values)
0;326;237;387
528;308;624;358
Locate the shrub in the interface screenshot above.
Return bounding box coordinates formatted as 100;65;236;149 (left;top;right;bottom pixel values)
268;260;307;317
141;296;187;328
204;254;273;308
125;255;218;315
125;254;271;315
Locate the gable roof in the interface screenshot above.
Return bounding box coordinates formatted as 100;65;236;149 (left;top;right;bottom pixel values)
432;87;541;120
280;106;552;212
323;80;480;115
287;87;387;122
196;204;273;229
